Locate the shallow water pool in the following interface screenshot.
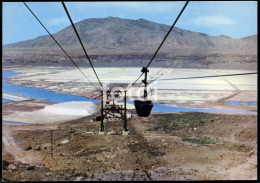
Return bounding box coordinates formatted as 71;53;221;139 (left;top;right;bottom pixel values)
224;101;257;106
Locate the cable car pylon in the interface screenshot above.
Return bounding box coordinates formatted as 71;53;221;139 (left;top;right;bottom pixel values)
98;89;129;135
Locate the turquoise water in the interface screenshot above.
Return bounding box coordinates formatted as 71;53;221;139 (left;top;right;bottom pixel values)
3;99;12;103
3;71;18;78
2;71;256;116
3;71;98;103
151;102;256;114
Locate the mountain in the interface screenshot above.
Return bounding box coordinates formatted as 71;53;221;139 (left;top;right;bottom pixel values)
2;17;257;69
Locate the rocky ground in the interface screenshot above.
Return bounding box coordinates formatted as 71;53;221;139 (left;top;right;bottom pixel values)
2;102;257;181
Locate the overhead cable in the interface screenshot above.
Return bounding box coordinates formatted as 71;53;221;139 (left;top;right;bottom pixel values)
132;1;189;85
23;2;98;90
155;72;257;81
62;2;103;88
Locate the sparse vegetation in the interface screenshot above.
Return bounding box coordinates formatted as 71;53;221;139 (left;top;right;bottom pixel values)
223;141;252;152
153;112;216;132
181;136;252;152
181;136;218;145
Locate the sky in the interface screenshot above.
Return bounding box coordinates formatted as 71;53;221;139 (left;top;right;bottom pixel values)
2;1;258;45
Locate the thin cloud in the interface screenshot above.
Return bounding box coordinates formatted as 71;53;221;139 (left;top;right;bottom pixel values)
192;15;235;27
48;17;69;26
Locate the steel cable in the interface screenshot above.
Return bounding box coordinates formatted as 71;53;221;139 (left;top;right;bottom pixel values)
23;2;98;90
62;2;103;88
155;72;257;81
132;1;189;85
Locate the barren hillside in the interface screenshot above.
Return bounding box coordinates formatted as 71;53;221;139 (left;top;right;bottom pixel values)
2;17;257;69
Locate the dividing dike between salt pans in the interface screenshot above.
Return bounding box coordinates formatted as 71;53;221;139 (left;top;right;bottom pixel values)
3;101;98;124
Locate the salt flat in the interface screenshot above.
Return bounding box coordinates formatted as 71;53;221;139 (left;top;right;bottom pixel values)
8;67;257;109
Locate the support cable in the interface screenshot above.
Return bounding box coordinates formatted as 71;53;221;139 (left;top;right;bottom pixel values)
155;72;257;81
132;1;189;85
23;2;98;90
130;72;257;97
62;2;103;88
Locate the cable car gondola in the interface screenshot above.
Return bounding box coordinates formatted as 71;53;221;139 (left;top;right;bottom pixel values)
134;67;154;117
134;100;153;117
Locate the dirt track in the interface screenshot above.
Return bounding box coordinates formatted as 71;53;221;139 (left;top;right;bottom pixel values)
2;108;257;181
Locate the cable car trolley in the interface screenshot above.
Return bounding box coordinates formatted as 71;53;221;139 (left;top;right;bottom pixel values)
134;67;154;117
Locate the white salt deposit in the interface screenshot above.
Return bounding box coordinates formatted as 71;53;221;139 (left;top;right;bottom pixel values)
43;101;98;116
3;101;98;124
3;93;31;102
